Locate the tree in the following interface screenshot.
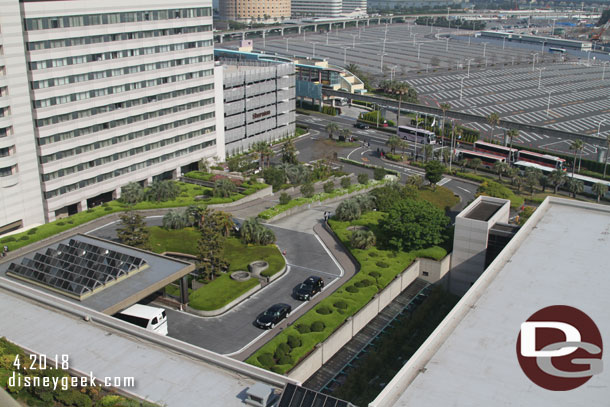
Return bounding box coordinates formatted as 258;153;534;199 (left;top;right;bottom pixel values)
240;218;276;245
470;158;482;174
369;183;404;211
252;141;268;169
325;122;340;140
423;145;433;163
592;182;608;203
406;175;424;189
281;138;298;164
339;128;351;142
263;167;287;191
425;161;444;190
323;180;335;193
514;175;523;193
197;227;227;281
335;199;362;221
570;139;584;177
120;182;144;205
210;210;235;237
378;199;450;251
300;183;314;198
117;212;149;249
524;168;541;195
486;112;500;142
549;169;566;194
494;161;508;182
385;135;402;154
350;229;376;249
357;173;369;185
213;178;237;198
162;209;188;230
539;175;549;193
340;176;351;189
146;180;180;202
373;167;386;180
566;178;584;198
279;192;291;205
507;129;520;162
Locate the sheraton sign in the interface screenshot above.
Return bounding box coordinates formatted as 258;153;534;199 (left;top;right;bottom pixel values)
252;110;271;120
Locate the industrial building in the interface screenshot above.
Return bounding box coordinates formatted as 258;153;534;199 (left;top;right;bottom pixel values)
0;0;223;233
480;30;593;51
291;0;344;18
368;0;462;10
218;0;291;23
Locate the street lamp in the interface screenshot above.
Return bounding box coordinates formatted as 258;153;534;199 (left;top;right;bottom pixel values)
460;76;466;101
537;67;545;89
326;32;329;45
541;40;546;54
446;37;450;52
390;65;398;81
466;58;474;77
603;61;609;81
482;42;488;58
312;42;317;58
285;38;289;53
503;37;506;49
379;52;387;72
546;90;553;118
341;46;349;65
587;50;591;65
532;52;538;72
417;42;422;60
351;34;357;48
597;118;607;139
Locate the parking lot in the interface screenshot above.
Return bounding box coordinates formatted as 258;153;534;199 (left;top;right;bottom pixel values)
255;22;610;159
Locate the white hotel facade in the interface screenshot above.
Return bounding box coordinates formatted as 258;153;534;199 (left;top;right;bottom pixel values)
0;0;224;232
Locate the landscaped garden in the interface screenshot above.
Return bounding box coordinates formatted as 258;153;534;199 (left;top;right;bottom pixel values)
246;183;452;374
0;174;269;252
0;337;158;407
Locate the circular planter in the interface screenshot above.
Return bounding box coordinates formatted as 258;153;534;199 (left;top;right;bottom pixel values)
230;271;251;281
248;260;269;277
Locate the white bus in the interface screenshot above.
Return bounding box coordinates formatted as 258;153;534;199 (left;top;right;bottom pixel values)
115;304;168;336
397;125;436;144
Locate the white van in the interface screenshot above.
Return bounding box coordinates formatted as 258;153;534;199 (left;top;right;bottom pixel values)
115;304;168;336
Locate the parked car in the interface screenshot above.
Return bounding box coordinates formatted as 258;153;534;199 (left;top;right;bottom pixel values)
354;122;370;130
254;303;291;329
294;276;324;301
232;217;242;233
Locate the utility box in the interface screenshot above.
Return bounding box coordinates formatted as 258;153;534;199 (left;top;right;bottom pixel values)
244;383;276;407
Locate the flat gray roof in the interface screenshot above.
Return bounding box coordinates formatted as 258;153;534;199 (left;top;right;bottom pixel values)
464;201;504;221
0;285;265;407
375;198;610;406
0;234;194;314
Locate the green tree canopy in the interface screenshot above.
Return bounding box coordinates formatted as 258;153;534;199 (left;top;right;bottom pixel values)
379;199;450;251
117;211;149;249
425;161;444;189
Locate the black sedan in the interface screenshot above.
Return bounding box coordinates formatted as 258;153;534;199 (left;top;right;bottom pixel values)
354;122;370;129
254;303;291;329
294;276;324;301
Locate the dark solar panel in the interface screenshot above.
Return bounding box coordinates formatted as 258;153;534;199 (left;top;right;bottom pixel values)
6;239;147;299
279;384;355;407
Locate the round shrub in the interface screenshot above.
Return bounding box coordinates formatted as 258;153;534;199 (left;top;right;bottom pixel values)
376;261;389;268
368;251;378;258
346;285;359;293
278;355;293;365
274;347;286;360
257;353;275;368
296;324;311;334
67;220;74;224
104;206;113;211
388;252;397;258
355;279;374;288
19;236;29;241
287;335;302;349
316;305;332;315
310;321;325;332
369;271;381;279
277;342;290;354
86;209;94;213
334;300;348;310
271;366;284;374
27;228;38;235
57;222;65;226
1;236;16;243
279;192;291;205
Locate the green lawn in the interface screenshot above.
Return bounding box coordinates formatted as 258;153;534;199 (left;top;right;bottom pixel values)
246;211;447;374
147;228;285;311
417;186;460;210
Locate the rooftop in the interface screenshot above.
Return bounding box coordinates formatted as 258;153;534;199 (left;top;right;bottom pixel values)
0;234;194;315
373;197;610;406
463;200;505;221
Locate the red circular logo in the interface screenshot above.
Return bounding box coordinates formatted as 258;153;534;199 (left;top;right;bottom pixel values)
516;305;603;391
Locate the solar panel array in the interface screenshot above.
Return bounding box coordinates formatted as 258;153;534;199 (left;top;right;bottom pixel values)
278;384;353;407
7;239;147;299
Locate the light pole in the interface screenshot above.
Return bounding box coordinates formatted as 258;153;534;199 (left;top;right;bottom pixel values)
382;38;387;54
466;58;474;77
379;52;387;72
390;65;398;81
537;67;545;89
532;52;538;72
587;50;591;65
446;37;450;52
546;90;553;118
312;42;317;58
342;46;349;65
417;42;422;60
551;18;557;36
597;118;607;139
503;37;506;49
460;76;466;101
285;38;289;53
482;42;488;58
603;61;609;80
352;34;357;48
326;32;329;45
541;40;546;54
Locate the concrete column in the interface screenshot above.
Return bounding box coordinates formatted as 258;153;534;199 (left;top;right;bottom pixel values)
298;26;301;34
77;199;87;212
314;24;317;32
173;167;182;180
113;187;121;200
219;35;223;44
281;28;284;36
342;22;346;29
46;211;56;223
180;275;189;305
144;176;153;187
241;32;245;40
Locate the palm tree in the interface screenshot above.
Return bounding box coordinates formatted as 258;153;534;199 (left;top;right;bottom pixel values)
539;175;549;192
252;141;267;169
525;168;541;195
423;145;433;163
341;128;352;142
335;199;362;221
325;122;339;140
406;175;424;189
162;209;187;230
569;139;584;177
212;211;235;237
486;112;500;142
566;178;584;198
549;169;566;194
262;143;273;168
345;63;361;76
281;138;298;164
386;135;402;154
506;167;519;185
350;229;376;249
494;162;508;182
507;129;519;164
146;180;180;202
592;182;608;203
213;179;237;198
471;158;482;174
120;182;144;205
514;175;523;192
439;102;451;146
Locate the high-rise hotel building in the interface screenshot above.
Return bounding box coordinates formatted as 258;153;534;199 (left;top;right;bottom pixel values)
0;0;224;233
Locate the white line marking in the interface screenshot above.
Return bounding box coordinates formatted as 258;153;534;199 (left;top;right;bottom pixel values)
437;178;451;186
457;186;471;193
314;233;344;278
85;220;118;234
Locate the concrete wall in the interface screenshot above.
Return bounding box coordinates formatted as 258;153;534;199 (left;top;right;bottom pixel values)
419;255;451;284
288;257;423;383
207;185;273;209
